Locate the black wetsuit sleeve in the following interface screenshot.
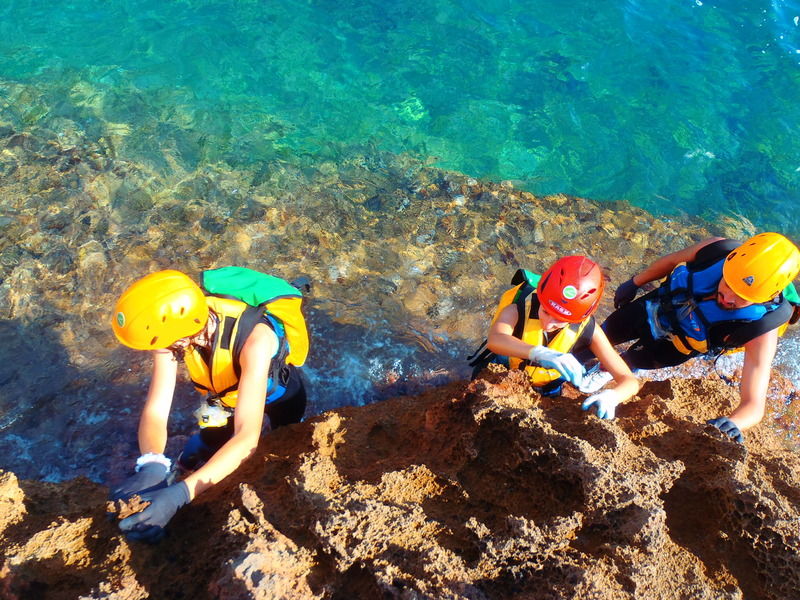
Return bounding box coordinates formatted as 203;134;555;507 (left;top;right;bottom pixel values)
690;239;740;269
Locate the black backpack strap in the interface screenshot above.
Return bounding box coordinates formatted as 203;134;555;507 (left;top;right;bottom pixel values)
289;275;312;295
467;339;497;380
789;298;800;325
512;287;534;339
231;305;269;379
466;339;488;363
510;268;528;286
230;305;293;393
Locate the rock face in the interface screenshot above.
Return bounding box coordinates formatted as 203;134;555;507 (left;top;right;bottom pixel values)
2;371;800;600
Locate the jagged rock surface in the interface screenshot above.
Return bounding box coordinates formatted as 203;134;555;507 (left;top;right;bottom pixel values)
2;371;799;599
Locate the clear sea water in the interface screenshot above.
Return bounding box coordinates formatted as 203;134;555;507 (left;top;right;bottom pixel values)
3;0;800;481
1;0;799;235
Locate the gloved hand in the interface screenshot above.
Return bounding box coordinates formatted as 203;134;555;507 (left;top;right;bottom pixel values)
707;417;744;443
109;462;169;502
582;389;620;420
614;278;640;308
119;481;191;543
528;346;585;387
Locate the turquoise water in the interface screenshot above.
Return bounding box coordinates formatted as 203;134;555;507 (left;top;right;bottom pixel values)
2;0;800;235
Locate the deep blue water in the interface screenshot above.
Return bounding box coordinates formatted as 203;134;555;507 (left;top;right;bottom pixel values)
1;0;799;235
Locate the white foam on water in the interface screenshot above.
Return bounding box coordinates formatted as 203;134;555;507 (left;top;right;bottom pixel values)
775;330;800;388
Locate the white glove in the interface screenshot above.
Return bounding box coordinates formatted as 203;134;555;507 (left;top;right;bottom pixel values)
528;346;585;387
581;389;620;420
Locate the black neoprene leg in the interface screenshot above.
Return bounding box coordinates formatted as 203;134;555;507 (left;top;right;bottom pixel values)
576;296;694;370
601;297;652;345
620;337;692;370
265;365;308;429
573;299;650;364
604;297;695;369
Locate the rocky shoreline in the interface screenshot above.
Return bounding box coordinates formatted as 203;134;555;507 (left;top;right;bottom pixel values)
2;370;799;599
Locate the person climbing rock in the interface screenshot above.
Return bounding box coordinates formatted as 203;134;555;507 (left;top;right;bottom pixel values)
470;256;639;419
578;232;800;443
108;267;310;542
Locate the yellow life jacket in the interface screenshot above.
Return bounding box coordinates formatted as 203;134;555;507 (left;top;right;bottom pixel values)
183;267;310;408
183;296;257;407
489;275;590;386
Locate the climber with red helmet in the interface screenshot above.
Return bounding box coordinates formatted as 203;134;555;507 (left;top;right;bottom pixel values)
475;255;639;419
108;268;310;543
578;233;800;444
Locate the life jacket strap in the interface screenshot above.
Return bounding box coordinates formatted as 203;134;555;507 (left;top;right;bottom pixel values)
467;341;496;380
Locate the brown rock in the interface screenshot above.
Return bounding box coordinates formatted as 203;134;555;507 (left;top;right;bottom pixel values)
1;373;799;599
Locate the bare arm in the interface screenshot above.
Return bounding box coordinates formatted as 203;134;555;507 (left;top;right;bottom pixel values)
138;349;179;455
487;304;530;358
631;237;725;286
729;329;778;430
588;327;640;402
181;322;277;500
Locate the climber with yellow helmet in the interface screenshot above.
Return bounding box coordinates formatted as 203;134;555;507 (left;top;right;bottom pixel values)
109;268;310;542
578;233;800;443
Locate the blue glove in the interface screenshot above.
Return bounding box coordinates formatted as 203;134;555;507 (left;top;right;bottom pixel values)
109;462;169;502
582;389;620;420
707;417;744;443
528;346;585;387
119;481;190;543
614;278;639;308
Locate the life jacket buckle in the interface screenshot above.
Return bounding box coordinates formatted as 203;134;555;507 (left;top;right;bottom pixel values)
645;298;672;341
194;399;232;428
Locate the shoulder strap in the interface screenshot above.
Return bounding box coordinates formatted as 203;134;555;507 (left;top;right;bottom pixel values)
783;283;800;325
513;288;536;339
230;305;269;380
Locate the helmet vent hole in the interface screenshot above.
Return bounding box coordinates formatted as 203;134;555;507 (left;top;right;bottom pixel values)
162;316;167;322
194;318;201;324
150;336;158;346
180;307;186;315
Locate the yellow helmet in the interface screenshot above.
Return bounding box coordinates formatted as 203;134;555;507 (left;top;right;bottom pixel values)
112;270;208;350
722;233;800;303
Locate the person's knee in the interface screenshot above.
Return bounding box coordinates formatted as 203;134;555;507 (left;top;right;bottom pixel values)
177;433;213;472
178;423;232;471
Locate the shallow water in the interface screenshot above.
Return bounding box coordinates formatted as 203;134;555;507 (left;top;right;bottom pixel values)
1;1;800;482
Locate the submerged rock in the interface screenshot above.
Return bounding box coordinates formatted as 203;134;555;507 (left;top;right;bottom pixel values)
1;372;798;599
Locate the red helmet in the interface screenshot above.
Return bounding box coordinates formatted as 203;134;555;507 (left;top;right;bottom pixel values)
538;256;605;323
